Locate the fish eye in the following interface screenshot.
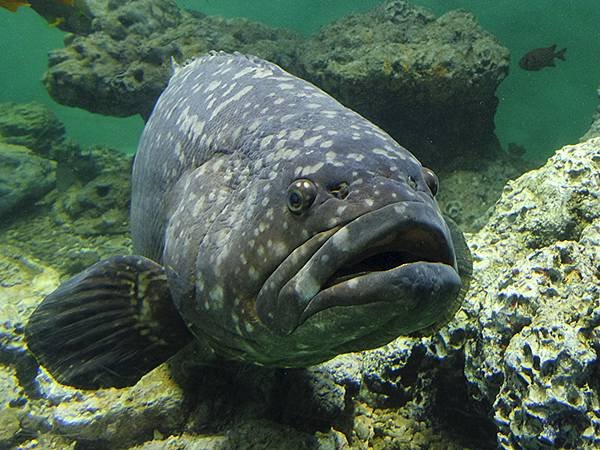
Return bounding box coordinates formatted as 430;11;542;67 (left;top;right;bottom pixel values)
422;167;439;196
287;179;317;214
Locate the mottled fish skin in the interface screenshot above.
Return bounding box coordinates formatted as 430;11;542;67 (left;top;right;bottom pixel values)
131;52;463;367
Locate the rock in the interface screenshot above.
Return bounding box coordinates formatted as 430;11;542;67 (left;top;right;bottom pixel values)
52;146;132;236
436;155;533;232
297;0;510;168
30;365;187;449
581;85;600;141
0;143;56;218
0;246;59;377
0;102;65;157
458;138;600;448
43;0;301;119
28;0;97;34
130;434;226;450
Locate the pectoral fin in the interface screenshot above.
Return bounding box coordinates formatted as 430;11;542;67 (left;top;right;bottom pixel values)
25;255;193;389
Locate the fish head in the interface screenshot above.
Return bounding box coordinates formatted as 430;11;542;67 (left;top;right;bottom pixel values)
258;140;459;332
187;128;466;365
176;116;468;365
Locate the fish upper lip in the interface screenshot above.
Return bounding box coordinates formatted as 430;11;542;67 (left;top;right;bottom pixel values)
320;225;454;290
256;201;458;336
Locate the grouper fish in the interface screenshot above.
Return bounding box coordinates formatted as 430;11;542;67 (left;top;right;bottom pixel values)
26;52;472;389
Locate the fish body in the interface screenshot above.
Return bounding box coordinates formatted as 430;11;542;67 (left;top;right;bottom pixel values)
26;53;471;389
519;44;566;71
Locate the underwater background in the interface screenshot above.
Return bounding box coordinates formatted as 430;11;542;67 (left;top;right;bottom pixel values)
1;0;599;160
0;1;599;449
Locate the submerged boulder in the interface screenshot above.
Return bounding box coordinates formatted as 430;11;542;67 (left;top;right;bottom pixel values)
0;102;65;157
0;143;55;219
42;0;301;119
37;0;508;167
460;137;600;448
581;85;600;141
297;0;510;168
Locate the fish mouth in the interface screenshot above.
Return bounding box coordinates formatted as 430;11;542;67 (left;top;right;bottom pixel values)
320;227;452;290
256;201;461;336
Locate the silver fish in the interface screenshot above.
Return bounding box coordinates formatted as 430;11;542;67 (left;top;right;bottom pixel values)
25;52;471;389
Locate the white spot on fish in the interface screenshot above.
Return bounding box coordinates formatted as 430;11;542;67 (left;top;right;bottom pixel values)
304;135;321;146
300;162;324;176
210;85;254;120
372;148;398;159
260;135;274;150
233;66;255;80
252;68;273;79
332;227;350;250
248;266;259;280
205;80;222;92
289;129;306;140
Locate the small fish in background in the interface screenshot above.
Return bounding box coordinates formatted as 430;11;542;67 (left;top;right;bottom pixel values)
519;44;567;71
0;0;30;12
0;0;73;13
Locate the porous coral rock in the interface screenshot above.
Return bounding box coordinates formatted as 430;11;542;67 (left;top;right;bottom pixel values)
458;138;600;448
42;0;301;119
0;102;65;157
297;0;510;168
51;146;132;236
0;143;56;218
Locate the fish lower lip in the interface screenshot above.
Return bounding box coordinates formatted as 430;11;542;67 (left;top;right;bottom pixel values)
300;261;462;326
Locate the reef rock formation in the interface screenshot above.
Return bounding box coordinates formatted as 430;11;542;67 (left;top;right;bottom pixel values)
0;102;65;157
582;85;600;141
51;145;131;237
460;137;600;448
0;135;597;448
42;0;301;119
297;0;510;168
37;0;507;166
0;143;55;219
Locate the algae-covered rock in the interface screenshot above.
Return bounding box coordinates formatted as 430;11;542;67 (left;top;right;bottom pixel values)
0;143;56;219
436;155;533;232
297;0;509;167
0;246;59;370
582;85;600;141
43;0;301;119
458;138;600;448
52;146;132;236
0;102;65;157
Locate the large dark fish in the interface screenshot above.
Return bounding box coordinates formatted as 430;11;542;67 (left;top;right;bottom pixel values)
25;53;472;389
519;44;566;71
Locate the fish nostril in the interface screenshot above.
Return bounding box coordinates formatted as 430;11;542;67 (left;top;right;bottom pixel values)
407;176;418;190
329;182;349;199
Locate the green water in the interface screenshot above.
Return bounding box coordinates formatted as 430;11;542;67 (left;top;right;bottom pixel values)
1;0;598;159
